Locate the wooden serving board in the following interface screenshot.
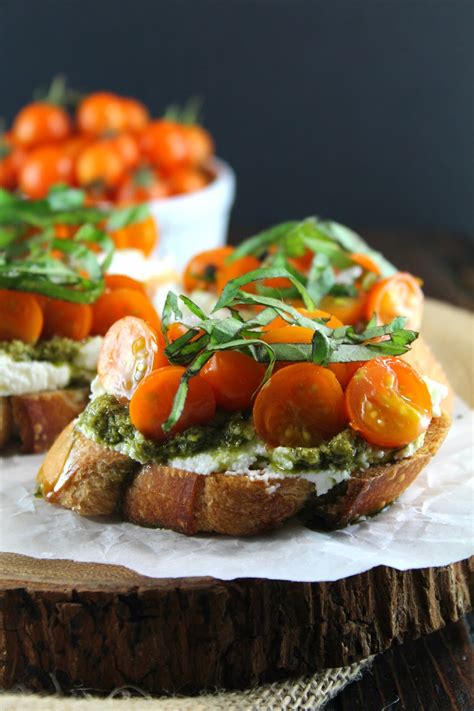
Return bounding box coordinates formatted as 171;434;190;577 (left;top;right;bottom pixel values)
0;299;472;695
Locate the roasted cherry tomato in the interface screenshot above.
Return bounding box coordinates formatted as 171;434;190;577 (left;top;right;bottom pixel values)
201;351;265;411
320;294;367;325
253;363;347;447
41;299;92;341
183;246;235;292
19;146;73;199
139;120;188;172
105;274;147;293
91;287;161;335
216;256;261;294
345;357;432;448
129;365;216;440
115;167;170;204
76;141;125;189
109;215;158;256
76;92;128;135
0;290;43;343
365;272;424;330
181;124;214;166
12;102;71;148
168;167;209;195
98;316;168;400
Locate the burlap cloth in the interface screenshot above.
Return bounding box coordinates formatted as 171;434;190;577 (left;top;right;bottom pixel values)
1;299;472;710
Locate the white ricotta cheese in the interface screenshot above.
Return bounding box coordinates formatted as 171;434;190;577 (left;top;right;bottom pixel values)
74;336;102;372
423;376;448;417
0;353;71;396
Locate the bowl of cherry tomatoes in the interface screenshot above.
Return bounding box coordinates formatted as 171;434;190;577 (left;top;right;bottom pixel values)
0;85;235;270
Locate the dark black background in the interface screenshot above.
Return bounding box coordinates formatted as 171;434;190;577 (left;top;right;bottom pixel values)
1;0;473;232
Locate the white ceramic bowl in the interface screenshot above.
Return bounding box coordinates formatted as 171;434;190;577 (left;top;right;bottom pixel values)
147;157;236;272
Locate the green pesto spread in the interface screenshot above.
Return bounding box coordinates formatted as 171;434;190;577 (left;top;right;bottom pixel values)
76;394;400;473
77;394;256;465
0;337;82;364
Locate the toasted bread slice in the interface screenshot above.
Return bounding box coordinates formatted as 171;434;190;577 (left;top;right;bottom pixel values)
1;388;90;453
38;422;139;516
38;338;453;535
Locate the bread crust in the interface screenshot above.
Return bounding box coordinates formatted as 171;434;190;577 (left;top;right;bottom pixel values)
38;338;453;535
1;388;89;453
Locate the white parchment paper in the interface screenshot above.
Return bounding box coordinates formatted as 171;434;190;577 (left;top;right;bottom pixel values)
0;397;472;582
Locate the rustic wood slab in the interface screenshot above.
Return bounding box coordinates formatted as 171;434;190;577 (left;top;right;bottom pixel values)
0;297;472;695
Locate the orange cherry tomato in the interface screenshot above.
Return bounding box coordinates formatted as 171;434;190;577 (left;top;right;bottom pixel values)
139;120;188;172
110;215;158;256
105;274;146;293
261;324;348;387
41;299;92;341
183;246;235;292
107;133;140;169
289;249;314;274
62;134;92;161
253;363;347;447
19;146;73;199
115;167;170;204
166;322;204;345
181;124;214;166
120;97;150;132
0;151;17;189
91;287;161;336
12;102;71;148
76;141;126;189
0;290;44;343
98;316;168;400
265;308;344;331
201;350;266;411
345;357;432;448
168;167;209;195
350;252;381;275
320;294;367;325
129;365;216;441
216;256;261;294
76;92;128;135
365;272;424;330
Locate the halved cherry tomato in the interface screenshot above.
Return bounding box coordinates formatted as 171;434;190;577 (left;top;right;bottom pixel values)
19;146;73;199
98;316;168;400
0;290;43;343
41;299;92;341
253;363;347;447
350;252;381;275
183;246;235;292
264;308;344;331
345;357;432;448
166;322;204;345
54;224;77;239
290;249;314;274
320;294;367;325
181;124;214;166
130;365;216;440
139;120;188;172
105;274;146;293
110;215;158;256
115;167;170;204
76;141;125;189
216;256;261;294
261;325;348;388
365;272;424;330
76;92;128;135
91;287;161;335
201;351;265;411
121;98;150;132
168;167;209;195
12;102;71;148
